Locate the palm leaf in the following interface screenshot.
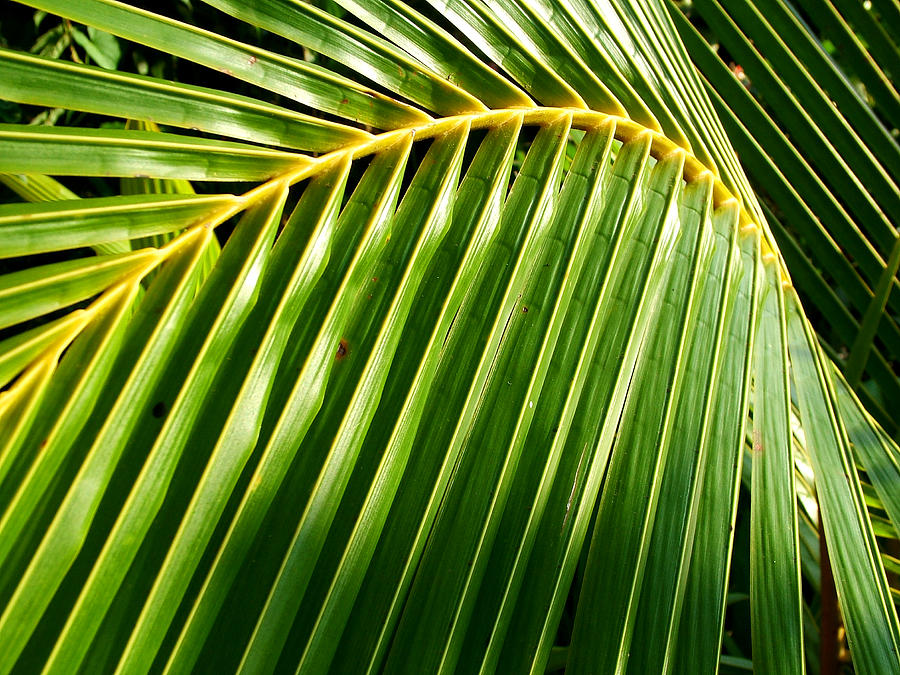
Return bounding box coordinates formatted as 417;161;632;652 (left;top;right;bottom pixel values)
0;0;897;672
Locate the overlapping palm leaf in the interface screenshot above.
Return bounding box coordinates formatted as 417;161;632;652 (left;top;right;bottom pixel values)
0;0;898;672
672;0;900;436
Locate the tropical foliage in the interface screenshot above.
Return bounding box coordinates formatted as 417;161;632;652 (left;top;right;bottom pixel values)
0;0;898;673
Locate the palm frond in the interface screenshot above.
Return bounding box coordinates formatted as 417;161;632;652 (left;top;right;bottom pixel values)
0;0;898;672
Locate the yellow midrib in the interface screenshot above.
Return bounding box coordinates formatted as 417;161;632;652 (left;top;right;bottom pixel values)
271;106;780;268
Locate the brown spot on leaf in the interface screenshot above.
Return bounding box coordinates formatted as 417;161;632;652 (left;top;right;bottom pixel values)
752;428;763;454
336;339;349;360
